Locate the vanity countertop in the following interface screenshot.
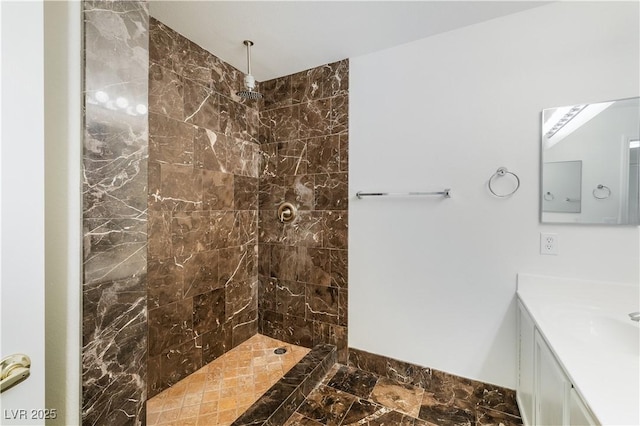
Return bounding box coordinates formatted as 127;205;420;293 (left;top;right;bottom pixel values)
517;273;639;426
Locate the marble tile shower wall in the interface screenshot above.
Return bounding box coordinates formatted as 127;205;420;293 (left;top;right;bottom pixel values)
147;18;261;398
257;60;349;362
82;1;149;425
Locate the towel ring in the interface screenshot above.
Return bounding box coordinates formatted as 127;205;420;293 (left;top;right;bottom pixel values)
592;184;611;200
543;191;554;201
488;167;520;197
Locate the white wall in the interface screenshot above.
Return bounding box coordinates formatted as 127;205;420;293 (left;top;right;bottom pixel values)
43;2;82;424
349;1;639;389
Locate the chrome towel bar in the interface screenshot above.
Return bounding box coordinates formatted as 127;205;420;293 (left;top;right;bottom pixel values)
356;189;451;199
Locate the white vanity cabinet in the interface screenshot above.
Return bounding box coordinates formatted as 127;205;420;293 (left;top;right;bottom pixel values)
569;388;599;426
534;328;570;425
517;301;535;425
517;301;598;426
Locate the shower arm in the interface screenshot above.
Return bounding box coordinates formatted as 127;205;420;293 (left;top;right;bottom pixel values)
244;40;253;76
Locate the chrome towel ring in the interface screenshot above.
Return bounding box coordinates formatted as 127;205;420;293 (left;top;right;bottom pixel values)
592;184;611;199
488;167;520;198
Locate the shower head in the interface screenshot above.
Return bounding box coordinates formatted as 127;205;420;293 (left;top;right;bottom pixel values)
237;40;262;100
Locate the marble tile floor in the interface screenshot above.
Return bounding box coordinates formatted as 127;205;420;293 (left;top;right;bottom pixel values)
283;364;523;426
146;334;310;426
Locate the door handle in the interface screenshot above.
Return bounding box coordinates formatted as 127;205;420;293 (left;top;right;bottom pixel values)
0;354;31;393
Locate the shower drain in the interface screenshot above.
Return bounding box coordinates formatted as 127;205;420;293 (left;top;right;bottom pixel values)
273;347;287;355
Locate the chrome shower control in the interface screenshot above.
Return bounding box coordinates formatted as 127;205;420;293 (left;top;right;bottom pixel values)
277;202;297;223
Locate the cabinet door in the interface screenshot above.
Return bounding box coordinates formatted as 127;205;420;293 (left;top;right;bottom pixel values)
517;302;535;425
569;388;598;426
535;329;570;425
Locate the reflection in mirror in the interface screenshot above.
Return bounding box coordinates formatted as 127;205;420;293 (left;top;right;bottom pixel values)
542;161;582;213
541;97;640;225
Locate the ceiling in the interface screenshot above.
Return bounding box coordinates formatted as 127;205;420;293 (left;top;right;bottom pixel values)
149;1;548;82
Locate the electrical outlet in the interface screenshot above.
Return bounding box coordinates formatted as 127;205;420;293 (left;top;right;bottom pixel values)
540;233;558;255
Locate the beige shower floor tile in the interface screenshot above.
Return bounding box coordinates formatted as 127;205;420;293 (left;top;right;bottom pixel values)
147;334;310;426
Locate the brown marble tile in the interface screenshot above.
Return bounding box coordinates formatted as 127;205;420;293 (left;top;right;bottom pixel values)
201;323;231;364
148;299;193;357
370;378;425;418
259;143;278;178
474;383;520;418
261;75;292;110
269;105;301;143
194;127;223;171
339;133;349;173
147;209;171;259
315;173;348;211
159;163;203;211
338;288;348;328
280;314;314;348
149;17;178;71
307;135;340;174
202;170;234;210
475;407;523;426
417;403;474;426
284;174;315;210
300;99;332;139
284;412;325;426
291;66;331;104
259;275;277;313
175;37;215;87
209;210;236;249
149;62;184;120
219;95;251;140
276;280;306;317
306;284;340;324
83;3;149;424
313;323;347;363
331;94;349;135
235;175;259;210
298;247;331;286
183;78;219;131
211;56;244;102
422;370;477;411
330;249;347;288
283;211;325;248
226;280;258;322
148;257;182;308
341;399;417;426
326;365;379;399
323;211;348;249
193;288;225;336
171;211;211;256
231;308;258;347
324;60;349;99
278;140;308;176
228;138;262;178
83;218;147;285
182;250;224;297
348;348;435;389
296;385;355;426
159;338;203;389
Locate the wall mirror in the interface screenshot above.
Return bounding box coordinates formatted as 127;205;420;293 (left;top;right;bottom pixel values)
541;97;640;225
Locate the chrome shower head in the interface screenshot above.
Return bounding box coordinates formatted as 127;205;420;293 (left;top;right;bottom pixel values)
236;89;262;100
237;40;262;100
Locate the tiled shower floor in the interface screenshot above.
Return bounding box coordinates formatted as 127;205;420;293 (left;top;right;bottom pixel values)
146;334;310;426
284;365;522;426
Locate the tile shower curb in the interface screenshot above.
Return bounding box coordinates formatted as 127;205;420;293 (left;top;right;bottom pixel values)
348;347;521;419
232;344;337;426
